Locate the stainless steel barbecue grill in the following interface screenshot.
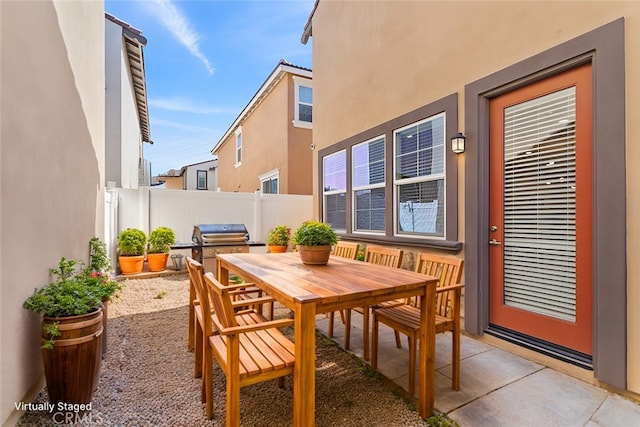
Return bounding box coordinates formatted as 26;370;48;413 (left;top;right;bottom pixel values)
190;224;251;275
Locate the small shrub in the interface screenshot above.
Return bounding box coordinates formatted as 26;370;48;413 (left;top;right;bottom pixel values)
118;228;147;256
292;220;338;246
89;237;111;273
148;226;176;254
23;249;124;320
266;225;291;246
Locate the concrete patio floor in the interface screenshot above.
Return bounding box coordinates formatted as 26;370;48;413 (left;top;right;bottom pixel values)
315;312;640;426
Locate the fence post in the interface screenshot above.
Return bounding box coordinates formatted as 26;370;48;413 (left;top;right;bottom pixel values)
104;184;119;276
254;190;262;242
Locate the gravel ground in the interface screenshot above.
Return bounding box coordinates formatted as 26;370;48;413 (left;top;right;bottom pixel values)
18;273;428;426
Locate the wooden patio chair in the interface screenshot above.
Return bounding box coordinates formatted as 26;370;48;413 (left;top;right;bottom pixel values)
371;253;464;395
186;258;273;384
327;241;360;338
332;241;360;259
344;246;403;360
202;272;295;425
187;257;273;353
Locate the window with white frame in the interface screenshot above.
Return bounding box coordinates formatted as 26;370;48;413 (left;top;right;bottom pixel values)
353;136;385;233
260;169;280;194
394;113;446;237
196;170;207;190
322;150;346;230
235;128;242;166
293;76;312;128
262;177;278;194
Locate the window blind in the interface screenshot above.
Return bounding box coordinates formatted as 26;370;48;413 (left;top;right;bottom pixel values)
353;137;385;232
502;86;577;322
394;113;446;237
323;150;347;230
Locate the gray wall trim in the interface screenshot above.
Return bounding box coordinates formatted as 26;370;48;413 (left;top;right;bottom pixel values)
464;18;626;388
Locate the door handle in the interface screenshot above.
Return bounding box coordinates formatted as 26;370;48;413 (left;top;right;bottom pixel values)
489;239;502;246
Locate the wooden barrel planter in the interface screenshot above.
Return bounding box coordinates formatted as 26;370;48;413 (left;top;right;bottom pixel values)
41;309;103;404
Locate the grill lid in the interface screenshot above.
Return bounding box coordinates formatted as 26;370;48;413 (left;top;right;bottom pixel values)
192;224;249;245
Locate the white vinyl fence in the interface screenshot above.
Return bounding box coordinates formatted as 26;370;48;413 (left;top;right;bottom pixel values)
105;187;313;267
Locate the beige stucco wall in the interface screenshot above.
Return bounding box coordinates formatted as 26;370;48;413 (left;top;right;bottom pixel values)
0;0;105;424
159;176;185;190
217;71;313;195
218;76;289;193
287;75;314;195
310;1;639;393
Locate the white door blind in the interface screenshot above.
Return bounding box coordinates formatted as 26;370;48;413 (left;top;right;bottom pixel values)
503;86;577;322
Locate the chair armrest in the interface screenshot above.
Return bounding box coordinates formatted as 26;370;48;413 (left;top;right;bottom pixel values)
223;283;260;292
229;288;266;297
213;318;294;336
231;296;275;308
436;284;464;293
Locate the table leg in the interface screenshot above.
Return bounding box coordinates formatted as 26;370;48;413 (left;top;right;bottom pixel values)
418;283;436;418
293;302;316;426
218;262;229;285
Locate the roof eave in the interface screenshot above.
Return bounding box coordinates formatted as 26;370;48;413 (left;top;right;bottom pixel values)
106;12;151;143
124;35;151;143
301;0;319;44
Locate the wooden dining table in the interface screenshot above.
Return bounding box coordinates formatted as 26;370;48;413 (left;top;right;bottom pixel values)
216;252;438;426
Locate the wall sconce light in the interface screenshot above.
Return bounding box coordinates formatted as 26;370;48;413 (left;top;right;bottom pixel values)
451;132;466;154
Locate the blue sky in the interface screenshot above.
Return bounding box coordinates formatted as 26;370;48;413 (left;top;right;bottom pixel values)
104;0;314;176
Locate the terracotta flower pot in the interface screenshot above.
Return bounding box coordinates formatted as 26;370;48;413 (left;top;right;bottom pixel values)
297;245;331;265
268;245;288;253
147;253;169;272
118;255;144;275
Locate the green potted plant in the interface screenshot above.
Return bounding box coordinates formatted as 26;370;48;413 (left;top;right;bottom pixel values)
266;225;290;253
23;253;122;406
292;220;338;265
147;226;176;272
117;228;147;274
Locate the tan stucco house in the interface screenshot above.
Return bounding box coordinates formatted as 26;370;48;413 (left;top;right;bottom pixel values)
212;60;313;195
303;1;639;397
154;159;219;190
154;169;185;189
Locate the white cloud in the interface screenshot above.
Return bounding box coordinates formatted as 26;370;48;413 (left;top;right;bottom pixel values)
151;118;215;133
147;0;214;75
149;97;235;115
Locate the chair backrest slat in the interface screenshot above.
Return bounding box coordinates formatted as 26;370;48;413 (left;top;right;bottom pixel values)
364;246;403;268
333;241;359;260
414;253;464;318
203;272;238;329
